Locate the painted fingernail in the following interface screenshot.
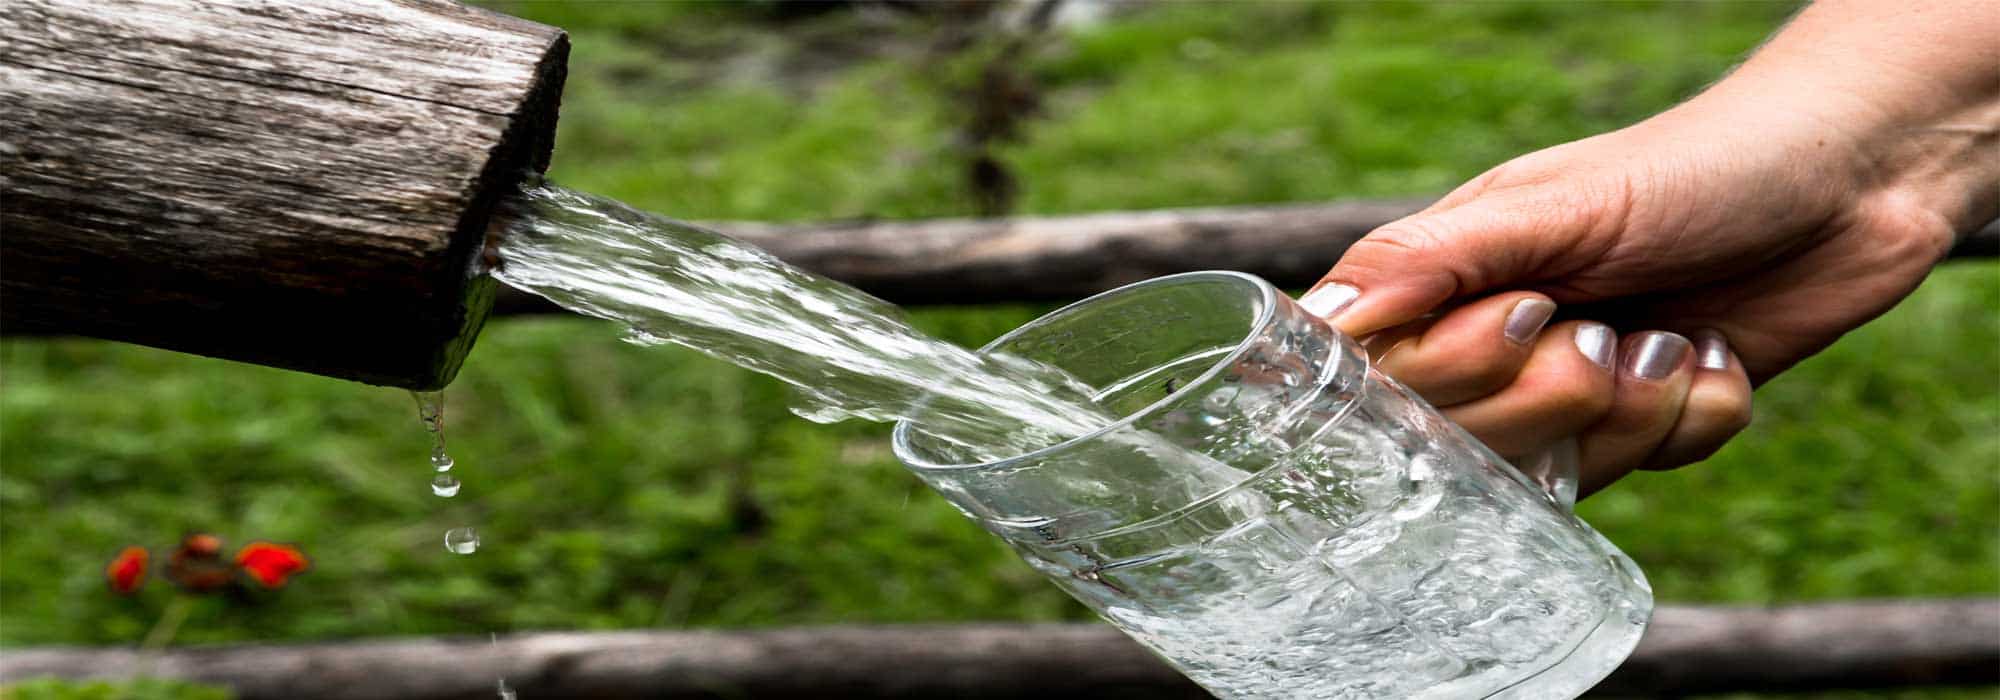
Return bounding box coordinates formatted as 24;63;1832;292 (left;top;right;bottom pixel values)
1574;322;1615;369
1298;283;1359;317
1695;329;1731;370
1503;298;1556;345
1623;331;1691;381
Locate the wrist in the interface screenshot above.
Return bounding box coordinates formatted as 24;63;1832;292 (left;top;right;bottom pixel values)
1712;0;2000;237
1867;98;2000;242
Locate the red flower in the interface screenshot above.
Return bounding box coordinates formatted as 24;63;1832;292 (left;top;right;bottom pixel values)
235;541;310;588
109;534;312;596
106;546;149;595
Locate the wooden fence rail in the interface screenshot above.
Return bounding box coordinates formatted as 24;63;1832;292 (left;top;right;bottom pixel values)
493;201;2000;312
5;599;1994;699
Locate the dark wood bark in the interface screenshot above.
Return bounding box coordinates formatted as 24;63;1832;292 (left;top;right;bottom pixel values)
493;204;1998;313
0;0;568;389
4;600;1992;699
1594;598;2000;696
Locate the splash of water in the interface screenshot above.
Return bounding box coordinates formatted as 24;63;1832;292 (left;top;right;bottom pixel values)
490;183;1115;462
491;633;515;699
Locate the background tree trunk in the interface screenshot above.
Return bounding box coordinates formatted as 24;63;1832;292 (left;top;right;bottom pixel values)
492;203;2000;312
4;600;1993;699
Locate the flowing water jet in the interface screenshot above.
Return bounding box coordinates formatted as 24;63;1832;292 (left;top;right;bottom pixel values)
490;182;1122;463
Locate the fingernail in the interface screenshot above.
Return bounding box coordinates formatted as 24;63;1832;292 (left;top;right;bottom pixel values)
1623;331;1691;381
1298;283;1359;317
1503;298;1556;345
1695;329;1730;370
1574;322;1615;369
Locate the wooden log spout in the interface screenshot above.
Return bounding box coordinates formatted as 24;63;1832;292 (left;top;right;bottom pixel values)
0;0;568;389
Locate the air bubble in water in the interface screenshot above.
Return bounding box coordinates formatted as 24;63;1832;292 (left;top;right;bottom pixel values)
445;527;480;554
431;475;461;497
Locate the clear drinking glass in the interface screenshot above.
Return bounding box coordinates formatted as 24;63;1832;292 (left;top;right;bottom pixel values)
893;271;1651;699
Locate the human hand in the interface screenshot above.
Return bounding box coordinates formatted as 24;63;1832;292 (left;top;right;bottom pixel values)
1300;0;1998;495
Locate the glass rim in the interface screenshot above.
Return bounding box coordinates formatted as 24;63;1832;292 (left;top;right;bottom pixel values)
892;270;1279;472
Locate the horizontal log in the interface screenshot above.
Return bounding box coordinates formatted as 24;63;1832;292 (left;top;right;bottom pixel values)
4;600;1993;699
491;206;2000;312
491;197;1430;312
1596;598;2000;696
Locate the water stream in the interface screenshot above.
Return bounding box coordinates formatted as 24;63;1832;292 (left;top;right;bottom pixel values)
489;182;1118;463
443;181;1156;700
429;180;1647;699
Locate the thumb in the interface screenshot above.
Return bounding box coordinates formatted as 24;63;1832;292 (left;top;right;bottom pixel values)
1304;189;1602;337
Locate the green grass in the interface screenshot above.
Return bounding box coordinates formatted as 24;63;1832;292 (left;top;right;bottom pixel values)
3;3;1995;697
0;678;228;700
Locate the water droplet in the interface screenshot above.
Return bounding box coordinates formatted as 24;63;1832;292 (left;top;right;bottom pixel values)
412;391;445;430
445;527;480;554
496;679;515;700
431;475;461;498
413;392;453;472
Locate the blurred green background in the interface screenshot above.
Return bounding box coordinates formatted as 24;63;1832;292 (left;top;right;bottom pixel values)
2;2;1994;698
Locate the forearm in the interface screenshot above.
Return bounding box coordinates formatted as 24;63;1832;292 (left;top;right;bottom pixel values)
1695;0;2000;234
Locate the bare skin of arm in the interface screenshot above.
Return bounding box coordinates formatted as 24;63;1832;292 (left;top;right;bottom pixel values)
1297;0;1999;495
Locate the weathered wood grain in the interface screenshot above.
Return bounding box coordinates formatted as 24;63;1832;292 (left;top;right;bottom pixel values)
4;600;1992;698
0;0;567;389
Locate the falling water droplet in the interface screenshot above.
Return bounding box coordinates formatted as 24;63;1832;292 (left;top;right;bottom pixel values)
496;679;515;700
445;527;480;554
413;390;445;430
412;392;460;495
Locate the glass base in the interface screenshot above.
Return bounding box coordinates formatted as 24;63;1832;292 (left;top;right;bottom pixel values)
1404;548;1653;700
1486;599;1650;699
1485;547;1653;700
